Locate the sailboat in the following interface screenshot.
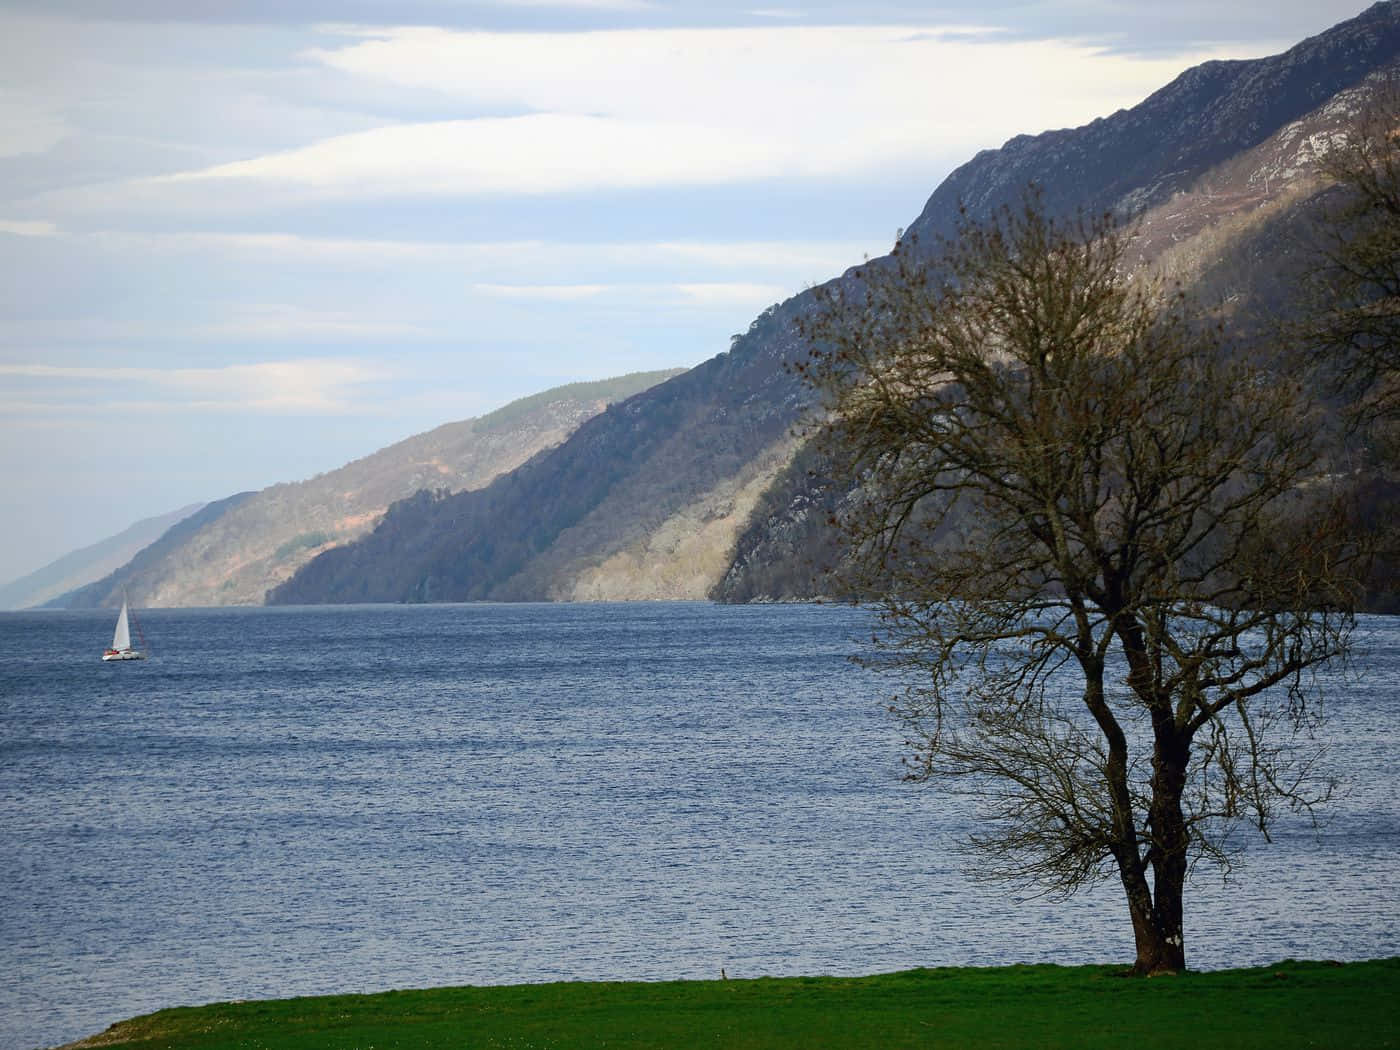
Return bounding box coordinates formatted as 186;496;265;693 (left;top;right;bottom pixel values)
101;595;147;661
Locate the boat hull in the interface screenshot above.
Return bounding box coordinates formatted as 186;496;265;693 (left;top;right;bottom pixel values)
101;649;145;661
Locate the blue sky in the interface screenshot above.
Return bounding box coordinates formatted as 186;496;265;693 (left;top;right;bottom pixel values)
0;0;1369;584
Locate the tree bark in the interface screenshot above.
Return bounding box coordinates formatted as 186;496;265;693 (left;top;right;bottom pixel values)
1086;665;1185;975
1118;846;1185;974
1145;731;1190;973
1125;730;1190;974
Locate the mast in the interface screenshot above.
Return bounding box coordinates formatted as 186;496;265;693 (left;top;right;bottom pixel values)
130;598;149;655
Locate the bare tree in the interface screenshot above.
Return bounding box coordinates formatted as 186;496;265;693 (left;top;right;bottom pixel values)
800;194;1360;975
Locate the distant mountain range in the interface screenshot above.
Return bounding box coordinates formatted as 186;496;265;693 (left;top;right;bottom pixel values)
270;2;1400;608
0;503;204;610
50;371;680;608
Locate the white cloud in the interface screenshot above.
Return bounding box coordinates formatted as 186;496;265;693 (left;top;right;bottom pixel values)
77;24;1262;205
302;23;1246;136
0;307;434;347
473;282;610;301
469;279;790;306
0;358;390;413
156;113;800;195
0;219;57;236
71;230;873;276
671;282;789;306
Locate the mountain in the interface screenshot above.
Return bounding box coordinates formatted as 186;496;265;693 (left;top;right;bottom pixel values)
271;2;1400;607
54;371;680;609
903;6;1400;247
0;503;205;610
270;308;806;603
718;53;1400;603
51;494;256;609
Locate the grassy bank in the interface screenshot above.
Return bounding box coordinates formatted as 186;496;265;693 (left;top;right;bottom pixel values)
62;958;1400;1050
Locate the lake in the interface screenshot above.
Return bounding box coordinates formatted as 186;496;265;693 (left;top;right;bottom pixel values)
2;602;1397;1049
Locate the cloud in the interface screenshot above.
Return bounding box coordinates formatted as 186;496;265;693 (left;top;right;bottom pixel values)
47;24;1263;210
0;307;434;347
0;219;57;236
299;23;1249;138
469;279;789;306
473;283;610;301
71;230;872;276
0;358;391;413
671;282;789;305
156;113;798;195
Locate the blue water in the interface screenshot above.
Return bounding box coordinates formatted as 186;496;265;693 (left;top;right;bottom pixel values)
2;603;1397;1050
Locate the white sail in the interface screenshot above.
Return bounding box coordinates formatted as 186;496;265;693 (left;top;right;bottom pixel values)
112;600;131;652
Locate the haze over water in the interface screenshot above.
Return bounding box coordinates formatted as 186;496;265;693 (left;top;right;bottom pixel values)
3;603;1397;1050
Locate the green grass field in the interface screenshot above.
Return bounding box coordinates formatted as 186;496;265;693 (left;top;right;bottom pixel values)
60;958;1400;1049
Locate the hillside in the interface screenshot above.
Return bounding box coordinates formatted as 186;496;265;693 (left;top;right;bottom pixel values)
715;69;1398;603
55;371;679;608
0;503;204;611
272;3;1400;608
269;307;805;603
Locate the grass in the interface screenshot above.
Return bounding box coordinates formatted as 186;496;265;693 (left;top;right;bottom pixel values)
61;958;1400;1050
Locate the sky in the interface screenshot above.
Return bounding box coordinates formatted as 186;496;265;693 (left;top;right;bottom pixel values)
0;0;1373;584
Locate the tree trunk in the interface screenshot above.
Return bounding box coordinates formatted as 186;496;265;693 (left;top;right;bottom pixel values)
1146;867;1187;974
1137;731;1191;975
1081;647;1187;976
1116;860;1186;973
1131;922;1186;974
